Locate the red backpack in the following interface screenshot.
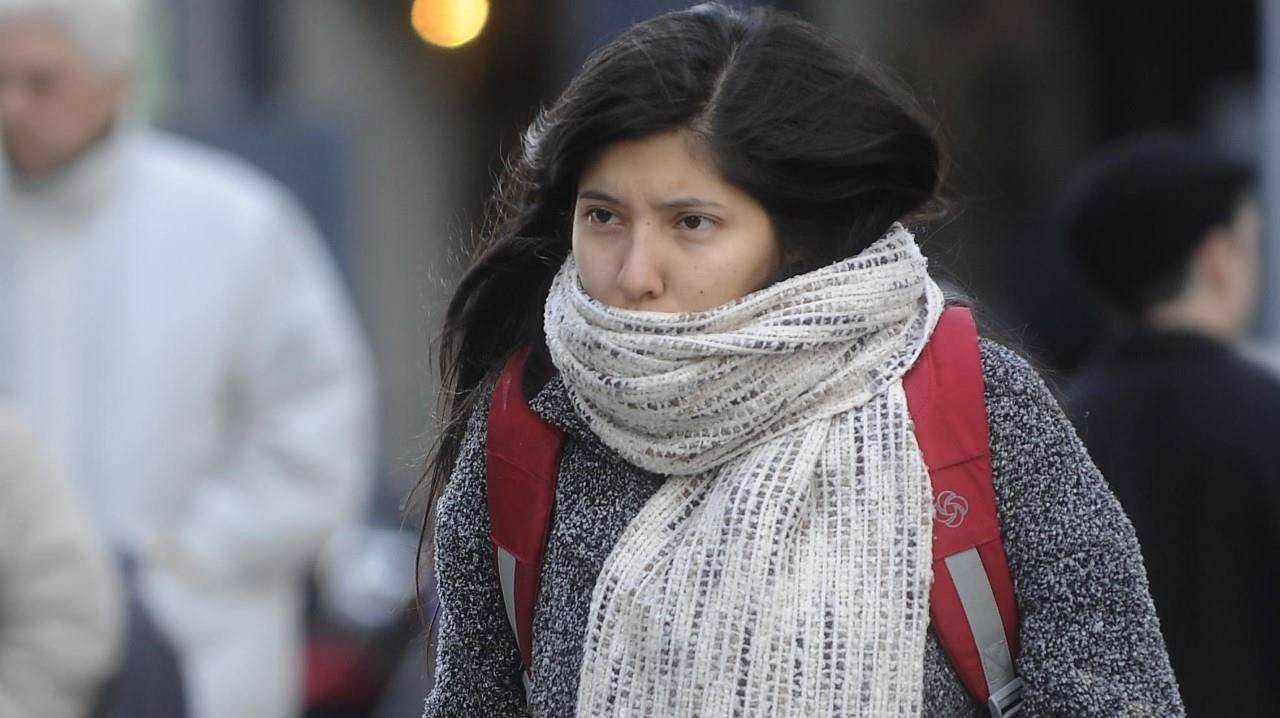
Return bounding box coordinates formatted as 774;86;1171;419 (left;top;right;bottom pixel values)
484;307;1024;716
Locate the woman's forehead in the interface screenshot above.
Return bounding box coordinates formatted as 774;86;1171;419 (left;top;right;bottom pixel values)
577;131;743;208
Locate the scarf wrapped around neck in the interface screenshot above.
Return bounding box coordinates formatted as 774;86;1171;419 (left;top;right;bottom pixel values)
545;223;944;716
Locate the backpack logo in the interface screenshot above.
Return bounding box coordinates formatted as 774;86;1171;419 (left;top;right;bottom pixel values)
934;490;969;528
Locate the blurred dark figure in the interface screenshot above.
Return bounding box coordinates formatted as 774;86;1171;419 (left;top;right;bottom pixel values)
0;409;123;718
1059;135;1277;716
93;554;187;718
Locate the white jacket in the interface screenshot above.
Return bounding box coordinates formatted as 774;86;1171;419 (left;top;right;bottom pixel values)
0;126;377;718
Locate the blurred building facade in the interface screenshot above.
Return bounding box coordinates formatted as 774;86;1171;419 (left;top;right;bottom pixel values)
813;0;1262;372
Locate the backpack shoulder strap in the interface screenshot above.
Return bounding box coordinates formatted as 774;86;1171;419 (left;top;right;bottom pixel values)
903;307;1024;716
485;346;564;687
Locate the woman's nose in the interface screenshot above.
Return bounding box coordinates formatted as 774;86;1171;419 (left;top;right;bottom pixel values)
616;225;665;305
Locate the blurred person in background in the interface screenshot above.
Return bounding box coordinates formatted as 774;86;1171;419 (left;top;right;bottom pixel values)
0;409;123;718
1060;135;1277;716
0;1;378;717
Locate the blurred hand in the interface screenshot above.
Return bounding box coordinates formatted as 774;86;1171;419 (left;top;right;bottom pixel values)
150;541;201;582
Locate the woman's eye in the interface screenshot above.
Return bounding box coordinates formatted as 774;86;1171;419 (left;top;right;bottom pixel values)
679;215;714;231
585;208;617;225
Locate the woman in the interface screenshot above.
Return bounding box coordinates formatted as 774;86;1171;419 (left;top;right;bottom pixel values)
419;4;1182;716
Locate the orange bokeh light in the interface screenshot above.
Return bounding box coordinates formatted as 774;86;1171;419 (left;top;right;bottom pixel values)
411;0;490;49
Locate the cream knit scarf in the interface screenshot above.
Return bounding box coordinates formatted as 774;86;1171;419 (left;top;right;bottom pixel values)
544;224;944;716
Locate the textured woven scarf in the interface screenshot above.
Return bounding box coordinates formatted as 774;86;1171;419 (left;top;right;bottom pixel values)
545;224;944;716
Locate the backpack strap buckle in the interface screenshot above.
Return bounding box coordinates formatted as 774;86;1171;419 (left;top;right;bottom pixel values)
987;676;1025;717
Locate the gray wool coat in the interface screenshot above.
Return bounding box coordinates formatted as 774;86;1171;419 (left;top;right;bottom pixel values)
423;340;1185;717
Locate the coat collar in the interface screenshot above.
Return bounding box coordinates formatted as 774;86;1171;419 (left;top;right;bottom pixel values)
8;120;136;219
526;372;619;458
1098;328;1233;368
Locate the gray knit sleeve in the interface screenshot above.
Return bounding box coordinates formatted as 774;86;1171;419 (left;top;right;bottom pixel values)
422;389;529;718
980;340;1184;716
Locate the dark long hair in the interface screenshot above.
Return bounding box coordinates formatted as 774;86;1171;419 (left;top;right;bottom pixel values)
415;3;943;526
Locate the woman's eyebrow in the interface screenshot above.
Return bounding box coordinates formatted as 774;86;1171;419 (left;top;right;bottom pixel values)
662;196;725;209
577;189;725;210
578;189;622;204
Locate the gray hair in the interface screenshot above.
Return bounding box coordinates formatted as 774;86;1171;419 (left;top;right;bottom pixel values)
0;0;143;72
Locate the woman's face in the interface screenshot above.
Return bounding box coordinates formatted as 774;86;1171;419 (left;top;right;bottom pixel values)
571;131;779;313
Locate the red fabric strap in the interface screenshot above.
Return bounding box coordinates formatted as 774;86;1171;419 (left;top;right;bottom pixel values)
903;306;1020;701
486;347;563;674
